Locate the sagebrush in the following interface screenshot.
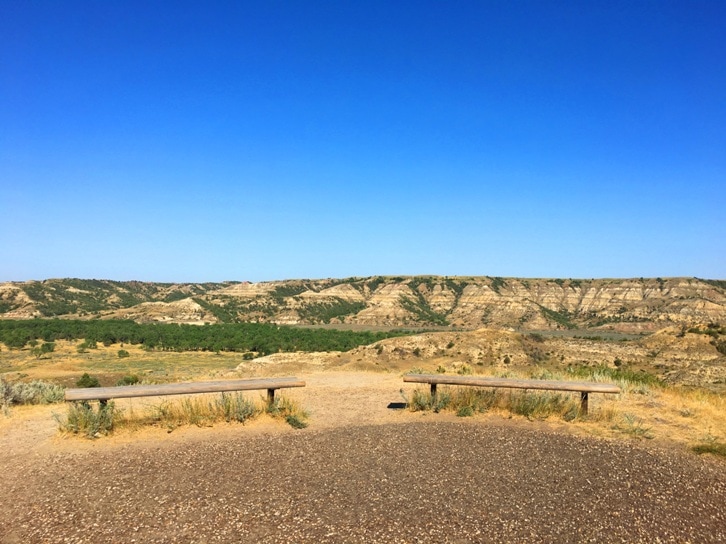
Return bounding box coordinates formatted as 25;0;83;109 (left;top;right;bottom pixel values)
1;378;64;411
58;401;117;438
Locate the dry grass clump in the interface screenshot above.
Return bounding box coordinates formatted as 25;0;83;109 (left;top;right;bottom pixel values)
57;393;308;438
408;387;583;421
146;393;262;430
403;366;726;454
660;387;726;453
403;365;647;423
57;401;117;438
613;413;655;439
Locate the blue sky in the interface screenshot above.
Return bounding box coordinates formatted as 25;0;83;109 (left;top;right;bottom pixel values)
1;1;724;282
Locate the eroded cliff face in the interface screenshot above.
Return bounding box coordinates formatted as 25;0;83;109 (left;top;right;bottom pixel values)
431;278;726;331
101;299;214;324
353;283;420;326
1;276;724;331
0;283;37;319
225;276;724;331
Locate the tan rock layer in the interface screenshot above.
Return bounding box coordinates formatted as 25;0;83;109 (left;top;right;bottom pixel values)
1;277;724;331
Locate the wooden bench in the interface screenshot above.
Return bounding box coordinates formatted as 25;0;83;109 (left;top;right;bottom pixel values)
403;374;620;414
65;377;306;406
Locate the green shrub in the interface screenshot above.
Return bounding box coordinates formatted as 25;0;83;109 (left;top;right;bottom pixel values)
431;391;452;412
218;393;259;423
408;388;452;413
59;401;117;438
76;373;101;388
691;442;726;458
117;349;130;358
77;340;97;353
285;414;308;429
712;340;726;356
265;396;309;429
409;389;432;412
115;375;139;386
31;342;55;358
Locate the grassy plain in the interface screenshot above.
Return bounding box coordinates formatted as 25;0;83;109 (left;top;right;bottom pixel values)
1;338;724;458
1;340;250;387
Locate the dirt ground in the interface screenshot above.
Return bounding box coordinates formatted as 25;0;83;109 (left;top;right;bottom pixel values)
1;371;725;543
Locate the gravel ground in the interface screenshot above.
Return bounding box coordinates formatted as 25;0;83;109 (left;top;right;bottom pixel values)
1;420;724;543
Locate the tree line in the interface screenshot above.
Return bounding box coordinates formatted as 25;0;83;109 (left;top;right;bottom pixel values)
0;319;410;355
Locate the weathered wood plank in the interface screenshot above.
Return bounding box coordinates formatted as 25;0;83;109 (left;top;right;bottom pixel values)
65;377;306;402
402;374;620;394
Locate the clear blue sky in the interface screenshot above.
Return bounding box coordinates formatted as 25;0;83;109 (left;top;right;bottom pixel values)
1;1;724;282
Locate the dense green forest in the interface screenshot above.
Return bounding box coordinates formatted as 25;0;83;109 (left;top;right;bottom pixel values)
0;320;410;355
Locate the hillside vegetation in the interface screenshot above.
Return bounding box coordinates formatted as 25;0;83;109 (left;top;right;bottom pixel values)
1;276;725;332
0;319;409;356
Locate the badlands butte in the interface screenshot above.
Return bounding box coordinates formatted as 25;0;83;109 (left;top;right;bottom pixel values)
1;276;725;388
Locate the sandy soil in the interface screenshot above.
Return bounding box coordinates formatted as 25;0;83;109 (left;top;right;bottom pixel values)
1;371;724;543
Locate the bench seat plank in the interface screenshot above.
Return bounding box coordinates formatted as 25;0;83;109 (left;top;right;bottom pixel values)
65;377;306;402
403;374;620;394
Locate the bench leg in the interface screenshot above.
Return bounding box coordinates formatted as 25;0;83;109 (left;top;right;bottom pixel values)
267;388;275;406
580;392;588;415
430;383;437;398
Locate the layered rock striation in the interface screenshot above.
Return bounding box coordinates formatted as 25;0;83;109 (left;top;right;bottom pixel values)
1;276;724;331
